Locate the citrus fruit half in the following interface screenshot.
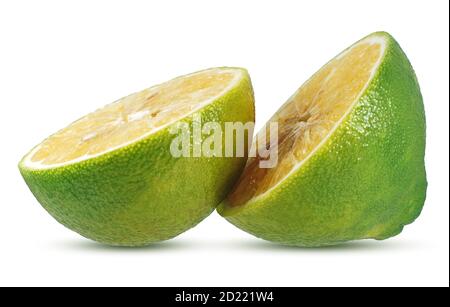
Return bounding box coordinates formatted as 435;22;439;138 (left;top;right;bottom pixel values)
218;32;427;247
20;67;255;246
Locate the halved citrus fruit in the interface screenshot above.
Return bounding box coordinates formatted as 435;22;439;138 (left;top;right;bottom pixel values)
218;32;427;247
20;67;255;246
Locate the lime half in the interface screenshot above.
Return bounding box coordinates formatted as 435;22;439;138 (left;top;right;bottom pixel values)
20;67;255;246
218;32;427;247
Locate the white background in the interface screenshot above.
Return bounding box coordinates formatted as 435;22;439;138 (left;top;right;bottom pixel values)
0;0;448;287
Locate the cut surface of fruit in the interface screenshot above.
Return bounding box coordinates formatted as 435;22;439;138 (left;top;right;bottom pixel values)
24;68;242;169
228;36;386;206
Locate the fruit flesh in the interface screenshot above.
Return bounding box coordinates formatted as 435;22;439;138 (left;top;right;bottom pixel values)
26;68;239;168
228;38;384;206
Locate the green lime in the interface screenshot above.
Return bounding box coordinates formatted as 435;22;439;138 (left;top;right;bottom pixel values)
20;67;255;246
218;32;427;247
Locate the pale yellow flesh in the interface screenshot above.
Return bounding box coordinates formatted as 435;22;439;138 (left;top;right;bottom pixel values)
27;68;238;167
228;40;383;206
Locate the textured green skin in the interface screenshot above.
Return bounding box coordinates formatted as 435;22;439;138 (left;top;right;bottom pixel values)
218;33;427;247
20;68;255;246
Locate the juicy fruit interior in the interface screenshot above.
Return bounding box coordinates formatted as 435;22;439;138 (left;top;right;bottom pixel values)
228;38;384;206
26;68;239;167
